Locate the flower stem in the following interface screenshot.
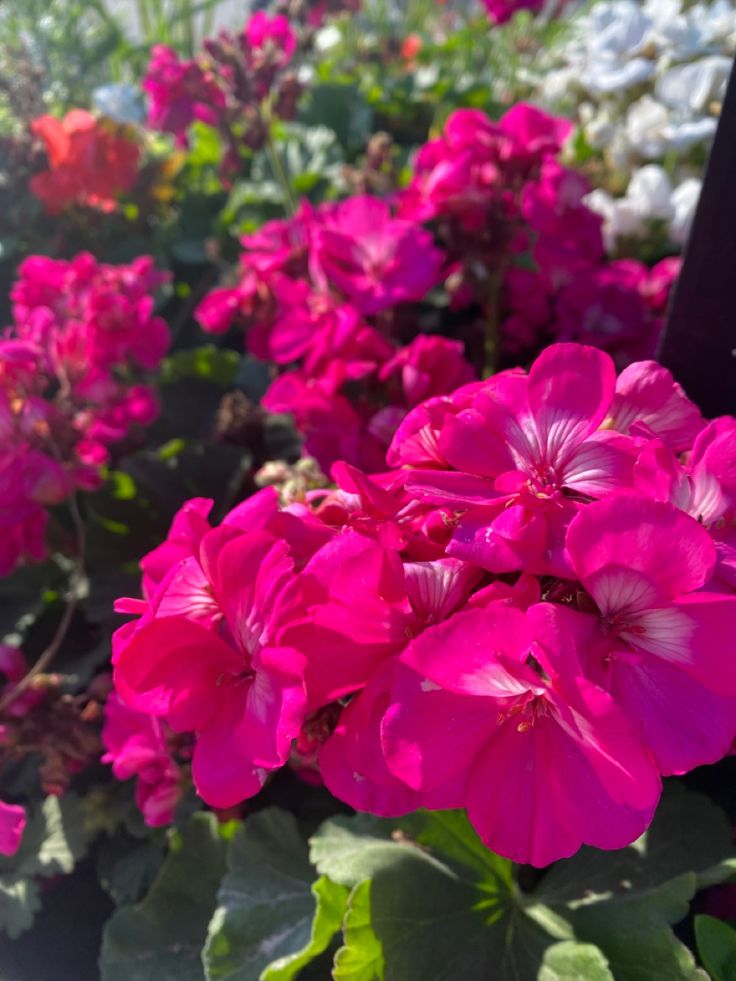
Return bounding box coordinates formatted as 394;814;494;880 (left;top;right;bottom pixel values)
266;126;297;217
0;494;86;714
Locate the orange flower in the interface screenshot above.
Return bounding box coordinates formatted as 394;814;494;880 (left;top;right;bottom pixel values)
30;110;140;215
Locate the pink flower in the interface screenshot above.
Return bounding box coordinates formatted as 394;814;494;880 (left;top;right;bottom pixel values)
319;661;463;817
565;495;736;773
242;12;297;70
143;45;224;146
480;0;545;24
523;161;604;286
140;497;214;598
607;359;704;450
382;602;661;866
285;534;479;710
379;335;476;408
195;288;244;335
407;344;634;576
0;801;25;857
102;694;183;827
114;528;307;808
310;196;444;314
553;261;657;359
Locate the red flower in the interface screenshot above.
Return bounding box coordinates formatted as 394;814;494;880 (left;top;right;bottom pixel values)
30;110;140;215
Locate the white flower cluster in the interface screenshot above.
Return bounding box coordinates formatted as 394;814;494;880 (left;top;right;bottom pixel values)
536;0;736;250
586;166;701;251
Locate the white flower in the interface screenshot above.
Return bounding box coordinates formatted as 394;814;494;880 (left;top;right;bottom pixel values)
664;116;718;151
568;1;659;95
626;165;675;221
656;56;732;114
669;178;702;245
585;189;643;250
314;25;342;51
625;96;671;158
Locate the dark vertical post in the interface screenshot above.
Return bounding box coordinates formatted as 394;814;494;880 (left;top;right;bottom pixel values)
657;58;736;417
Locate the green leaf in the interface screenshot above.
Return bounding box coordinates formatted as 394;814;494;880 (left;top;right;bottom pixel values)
534;785;728;981
97;834;168;907
400;809;512;887
538;941;614;981
695;915;736;981
100;812;228;981
204;808;343;981
312;811;551;981
261;877;349;981
333;880;384;981
299;84;374;155
313;786;731;981
540;784;733;903
0;795;91;938
254;123;344;200
309;814;405;888
162;347;241;387
0;877;41;939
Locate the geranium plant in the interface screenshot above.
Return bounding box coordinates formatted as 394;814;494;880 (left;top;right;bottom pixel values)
1;1;736;979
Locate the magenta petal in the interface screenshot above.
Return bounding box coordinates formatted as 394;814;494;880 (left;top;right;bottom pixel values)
632;594;736;694
560;430;635;497
398;606;534;696
382;668;495;791
550;676;661;811
464;718;581;867
406;469;502;507
439;408;515;477
607;653;736;775
212;532;297;652
235;645;306;767
465;706;657;868
113;616;242;732
527;343;616;462
566;496;716;607
402;558;482;622
320;666;425;817
0;801;25;857
192;729;266;809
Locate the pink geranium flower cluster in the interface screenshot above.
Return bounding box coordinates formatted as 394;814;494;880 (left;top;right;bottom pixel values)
102;694;186;827
479;0;568;24
196;194;472;471
0;253;170;575
143;11;303;179
112;342;736;866
195;105;679;473
400;106;678;367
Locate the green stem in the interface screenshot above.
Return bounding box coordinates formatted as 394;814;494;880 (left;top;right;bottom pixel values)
266;125;297;217
0;494;86;714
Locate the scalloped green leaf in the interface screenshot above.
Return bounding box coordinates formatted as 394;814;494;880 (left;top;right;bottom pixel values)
204;808;345;981
695;915;736;981
538;941;614;981
100;812;227;981
333;880;384;981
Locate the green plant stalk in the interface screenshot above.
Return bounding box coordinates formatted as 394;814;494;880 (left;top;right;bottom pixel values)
0;492;86;714
266;126;297;217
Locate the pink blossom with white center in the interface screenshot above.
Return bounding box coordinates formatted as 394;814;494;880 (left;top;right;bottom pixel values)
406;343;635;576
381;601;661;867
565;495;736;774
